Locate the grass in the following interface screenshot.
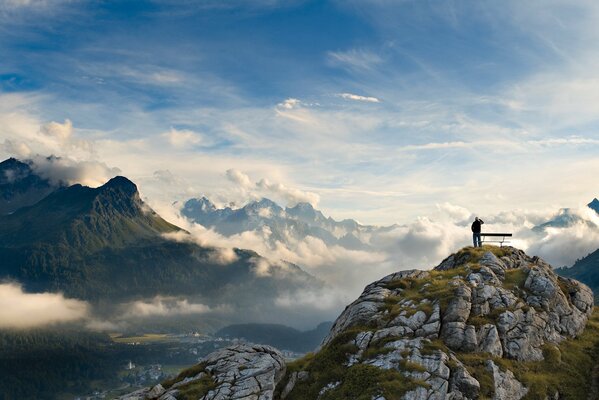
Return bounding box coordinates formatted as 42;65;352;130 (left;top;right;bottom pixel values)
381;266;467;323
277;328;428;400
467;307;509;328
175;373;217;400
457;308;599;400
109;333;170;344
162;362;208;389
453;245;511;264
503;268;529;291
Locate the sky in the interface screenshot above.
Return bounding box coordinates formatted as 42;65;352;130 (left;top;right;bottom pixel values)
2;0;599;226
3;0;599;329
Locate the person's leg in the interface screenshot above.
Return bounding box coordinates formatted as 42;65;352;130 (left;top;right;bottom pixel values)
476;233;482;247
473;233;477;247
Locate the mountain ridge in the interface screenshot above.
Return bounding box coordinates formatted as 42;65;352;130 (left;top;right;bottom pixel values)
181;196;396;253
0;168;320;305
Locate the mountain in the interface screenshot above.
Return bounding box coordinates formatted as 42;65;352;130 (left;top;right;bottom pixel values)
532;198;599;232
119;246;599;400
588;198;599;214
0;172;319;303
0;157;60;215
216;321;333;353
181;196;395;252
557;249;599;304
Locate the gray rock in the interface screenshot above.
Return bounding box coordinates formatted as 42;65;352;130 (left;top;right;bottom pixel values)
477;324;503;357
118;344;285;400
486;360;528;400
448;356;480;399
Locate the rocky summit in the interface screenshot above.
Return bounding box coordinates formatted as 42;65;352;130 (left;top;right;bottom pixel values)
118;246;598;400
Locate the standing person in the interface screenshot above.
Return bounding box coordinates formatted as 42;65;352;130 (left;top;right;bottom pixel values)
471;217;484;247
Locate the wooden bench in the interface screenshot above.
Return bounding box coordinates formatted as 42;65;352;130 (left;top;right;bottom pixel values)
480;233;512;247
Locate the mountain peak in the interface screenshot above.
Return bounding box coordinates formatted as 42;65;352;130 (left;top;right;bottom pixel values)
102;175;137;193
588;198;599;213
291;201;314;210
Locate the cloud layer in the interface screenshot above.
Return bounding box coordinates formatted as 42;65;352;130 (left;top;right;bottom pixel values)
0;283;89;329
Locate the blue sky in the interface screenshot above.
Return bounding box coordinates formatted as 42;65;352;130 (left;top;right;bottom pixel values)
2;0;599;225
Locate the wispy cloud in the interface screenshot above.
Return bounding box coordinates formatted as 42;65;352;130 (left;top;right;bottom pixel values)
327;48;383;71
338;93;380;103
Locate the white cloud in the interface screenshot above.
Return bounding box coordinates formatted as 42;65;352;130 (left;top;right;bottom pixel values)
30;155;121;187
277;98;302;110
0;283;89;329
226;168;254;190
162;128;203;148
224;168;320;207
338;93;380;103
40;119;73;142
257;178;320;207
121;296;212;318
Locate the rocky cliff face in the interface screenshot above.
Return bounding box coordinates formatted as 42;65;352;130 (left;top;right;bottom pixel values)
117;246;596;400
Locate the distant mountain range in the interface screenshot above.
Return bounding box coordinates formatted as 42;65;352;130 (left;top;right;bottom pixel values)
0;158;319;307
181;196;397;252
216;321;333;353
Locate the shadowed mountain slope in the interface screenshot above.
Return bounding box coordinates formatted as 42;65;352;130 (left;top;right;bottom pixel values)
0;175;319;302
557;248;599;304
0;157;59;215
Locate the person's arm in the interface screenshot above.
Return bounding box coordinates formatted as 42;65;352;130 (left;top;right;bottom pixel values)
480;219;484;224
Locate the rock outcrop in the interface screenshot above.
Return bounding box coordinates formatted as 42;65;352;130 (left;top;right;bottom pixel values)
283;246;594;400
119;344;286;400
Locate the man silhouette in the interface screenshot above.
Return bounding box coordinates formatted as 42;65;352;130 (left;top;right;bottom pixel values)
471;217;484;247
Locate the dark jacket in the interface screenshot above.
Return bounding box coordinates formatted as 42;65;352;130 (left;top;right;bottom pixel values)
471;219;484;233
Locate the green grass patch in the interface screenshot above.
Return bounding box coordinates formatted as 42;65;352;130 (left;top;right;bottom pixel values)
320;364;426;400
467;307;509;328
503;269;528;291
421;339;449;356
162;362;208;389
455;307;599;400
175;372;217;400
399;360;428;373
382;267;466;322
456;353;495;399
451;246;510;266
279;328;428;400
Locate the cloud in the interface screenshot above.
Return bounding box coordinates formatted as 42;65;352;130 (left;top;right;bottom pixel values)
0;283;89;329
162;230;240;264
277;98;302;110
30;155;121;187
327;48;383;71
40;119;73;142
226;168;254;190
162;128;203;148
256;178;320;206
121;296;212;318
225;168;320;207
338;93;380;103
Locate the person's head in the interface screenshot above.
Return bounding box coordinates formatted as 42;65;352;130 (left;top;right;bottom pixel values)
475;217;479;221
